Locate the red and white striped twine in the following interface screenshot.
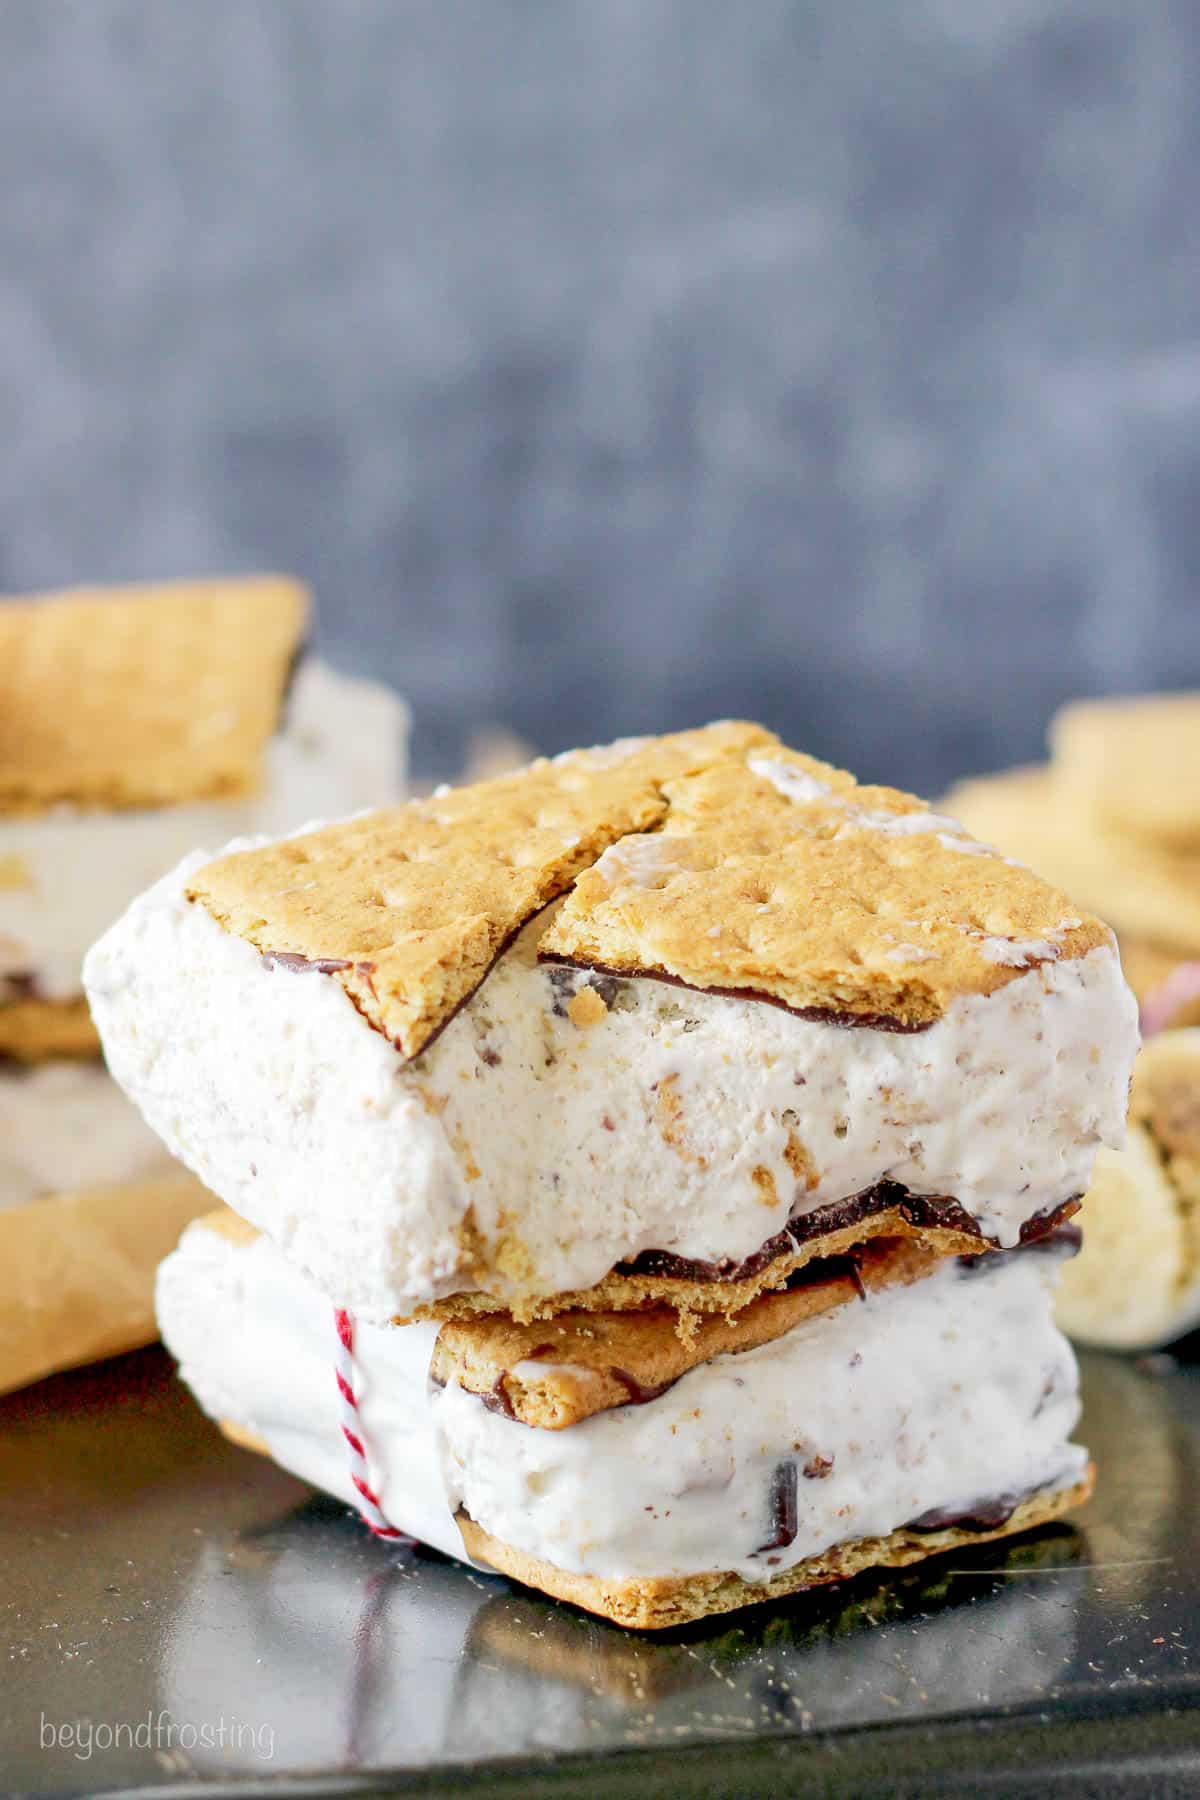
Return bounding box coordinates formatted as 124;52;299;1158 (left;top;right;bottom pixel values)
333;1307;408;1542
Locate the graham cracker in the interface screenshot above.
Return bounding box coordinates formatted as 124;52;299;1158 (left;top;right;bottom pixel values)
1051;692;1200;851
0;1171;215;1396
431;1236;945;1429
188;722;773;1060
542;751;1108;1029
0;994;99;1063
0;575;307;815
456;1471;1094;1629
189;726;1108;1063
944;765;1200;952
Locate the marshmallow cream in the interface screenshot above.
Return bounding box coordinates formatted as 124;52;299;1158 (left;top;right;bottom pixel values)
2;660;408;1003
91;851;1138;1318
158;1223;1086;1584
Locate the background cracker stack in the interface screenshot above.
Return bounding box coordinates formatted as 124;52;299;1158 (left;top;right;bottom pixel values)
89;725;1138;1628
947;695;1200;1350
946;693;1200;1030
0;576;408;1394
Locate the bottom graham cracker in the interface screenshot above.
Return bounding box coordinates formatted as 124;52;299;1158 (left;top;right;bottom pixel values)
456;1473;1094;1630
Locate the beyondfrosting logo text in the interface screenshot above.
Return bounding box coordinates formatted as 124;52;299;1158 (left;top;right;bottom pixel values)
39;1709;276;1763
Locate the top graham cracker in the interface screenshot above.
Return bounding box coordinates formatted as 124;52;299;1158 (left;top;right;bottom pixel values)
0;576;307;815
188;723;1113;1059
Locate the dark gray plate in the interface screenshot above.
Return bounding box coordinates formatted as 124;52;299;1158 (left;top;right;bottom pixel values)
3;1343;1199;1797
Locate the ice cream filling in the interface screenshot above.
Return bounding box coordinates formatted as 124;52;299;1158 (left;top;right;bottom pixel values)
157;1223;1086;1585
1;659;407;1004
90;858;1135;1319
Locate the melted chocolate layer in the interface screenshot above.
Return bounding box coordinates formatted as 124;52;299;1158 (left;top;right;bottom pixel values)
908;1494;1020;1533
616;1183;1081;1287
608;1368;676;1407
538;953;934;1034
261;951;376;977
481;1376;518;1422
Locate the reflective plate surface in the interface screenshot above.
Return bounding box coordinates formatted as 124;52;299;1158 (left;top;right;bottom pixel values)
2;1344;1200;1796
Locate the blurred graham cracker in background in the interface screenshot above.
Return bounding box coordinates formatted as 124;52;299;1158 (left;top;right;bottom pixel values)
946;692;1200;1028
950;692;1200;1351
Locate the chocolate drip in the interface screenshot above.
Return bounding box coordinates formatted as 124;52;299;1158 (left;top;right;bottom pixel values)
608;1367;675;1407
481;1376;518;1421
756;1462;799;1553
958;1220;1083;1276
537;954;934;1034
908;1493;1019;1533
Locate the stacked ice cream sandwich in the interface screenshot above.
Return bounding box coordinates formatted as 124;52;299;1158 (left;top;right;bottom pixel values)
1;576;407;1393
88;723;1138;1628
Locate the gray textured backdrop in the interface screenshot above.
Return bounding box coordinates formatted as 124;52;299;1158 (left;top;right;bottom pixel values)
2;2;1198;786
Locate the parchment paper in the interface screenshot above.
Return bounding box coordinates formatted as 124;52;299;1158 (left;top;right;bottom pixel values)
0;1174;214;1396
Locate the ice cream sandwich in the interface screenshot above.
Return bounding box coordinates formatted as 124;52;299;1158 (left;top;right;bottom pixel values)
159;1208;1093;1630
89;725;1135;1625
1;575;409;1391
90;726;1133;1322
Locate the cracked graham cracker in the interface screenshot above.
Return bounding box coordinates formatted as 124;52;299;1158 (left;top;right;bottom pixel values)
188;722;774;1060
0;575;307;815
541;749;1108;1028
189;725;1109;1062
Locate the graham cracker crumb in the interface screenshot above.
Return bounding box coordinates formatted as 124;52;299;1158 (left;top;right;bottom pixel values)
750;1165;778;1207
567;985;608;1030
